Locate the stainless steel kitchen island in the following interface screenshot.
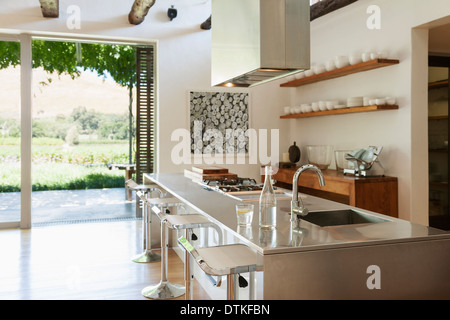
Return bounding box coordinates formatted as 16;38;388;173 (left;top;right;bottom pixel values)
144;172;450;299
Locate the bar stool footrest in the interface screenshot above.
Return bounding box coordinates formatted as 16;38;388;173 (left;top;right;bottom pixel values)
142;281;185;299
132;250;161;263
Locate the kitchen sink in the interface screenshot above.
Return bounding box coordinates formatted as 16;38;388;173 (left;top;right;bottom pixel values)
299;209;390;227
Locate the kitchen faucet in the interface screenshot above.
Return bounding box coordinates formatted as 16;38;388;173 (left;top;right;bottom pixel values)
291;164;325;226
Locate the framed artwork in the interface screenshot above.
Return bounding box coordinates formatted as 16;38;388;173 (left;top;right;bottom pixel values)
189;91;249;155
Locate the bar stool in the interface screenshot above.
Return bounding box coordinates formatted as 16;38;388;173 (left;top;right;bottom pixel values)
140;197;190;299
125;179;166;217
163;213;223;300
178;237;261;300
130;184;165;263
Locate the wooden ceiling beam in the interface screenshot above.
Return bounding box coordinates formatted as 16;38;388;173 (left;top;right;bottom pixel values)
129;0;156;25
310;0;358;21
38;0;59;18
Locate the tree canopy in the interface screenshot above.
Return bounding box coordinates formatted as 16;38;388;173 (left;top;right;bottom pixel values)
0;40;137;88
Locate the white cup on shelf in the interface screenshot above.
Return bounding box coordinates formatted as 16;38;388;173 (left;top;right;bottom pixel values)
349;53;362;65
385;97;397;105
362;52;371;62
284;106;291;115
334;56;349;69
305;69;315;77
375;98;386;105
311;102;320;112
326;60;336;71
318;101;327;111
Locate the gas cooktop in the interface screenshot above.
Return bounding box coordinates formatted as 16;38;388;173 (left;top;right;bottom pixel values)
202;177;267;193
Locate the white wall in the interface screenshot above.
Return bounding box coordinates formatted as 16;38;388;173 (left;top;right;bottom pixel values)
0;0;289;182
281;0;450;224
1;0;450;225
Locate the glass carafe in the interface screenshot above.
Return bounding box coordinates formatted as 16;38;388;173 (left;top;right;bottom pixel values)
259;166;277;229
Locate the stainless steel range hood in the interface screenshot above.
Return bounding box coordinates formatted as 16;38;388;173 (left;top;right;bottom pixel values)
212;0;310;88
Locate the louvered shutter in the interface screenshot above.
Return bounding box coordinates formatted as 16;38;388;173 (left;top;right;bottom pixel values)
136;46;155;184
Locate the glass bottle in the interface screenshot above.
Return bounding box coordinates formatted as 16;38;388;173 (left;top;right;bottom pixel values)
259;166;277;229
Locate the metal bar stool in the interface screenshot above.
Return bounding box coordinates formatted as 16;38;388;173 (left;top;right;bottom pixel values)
128;181;165;263
178;236;261;300
140;197;189;299
163;213;223;300
125;179;166;217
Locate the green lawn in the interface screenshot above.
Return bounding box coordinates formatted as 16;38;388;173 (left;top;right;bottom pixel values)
0;139;129;164
0;140;132;192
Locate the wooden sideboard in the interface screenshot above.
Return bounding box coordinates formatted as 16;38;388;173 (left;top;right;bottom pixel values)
264;167;398;218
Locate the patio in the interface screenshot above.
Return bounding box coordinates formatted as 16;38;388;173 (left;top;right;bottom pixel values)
0;188;138;226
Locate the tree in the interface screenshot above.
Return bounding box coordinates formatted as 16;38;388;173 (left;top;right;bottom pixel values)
70;106;100;134
0;40;137;162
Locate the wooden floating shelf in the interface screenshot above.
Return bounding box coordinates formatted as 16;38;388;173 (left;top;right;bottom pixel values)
428;79;449;89
280;58;400;87
429;115;448;120
280;105;399;119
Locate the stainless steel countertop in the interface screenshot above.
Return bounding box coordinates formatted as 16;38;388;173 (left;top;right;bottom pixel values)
145;173;450;255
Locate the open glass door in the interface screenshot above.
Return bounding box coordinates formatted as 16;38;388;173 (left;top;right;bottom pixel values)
0;37;21;228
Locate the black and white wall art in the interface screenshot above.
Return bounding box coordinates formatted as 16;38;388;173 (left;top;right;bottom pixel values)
189;91;249;155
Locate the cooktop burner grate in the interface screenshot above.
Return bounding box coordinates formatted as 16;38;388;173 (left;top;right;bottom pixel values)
202;177;267;193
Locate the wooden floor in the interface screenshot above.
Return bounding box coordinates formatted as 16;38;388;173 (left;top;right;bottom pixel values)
0;220;210;300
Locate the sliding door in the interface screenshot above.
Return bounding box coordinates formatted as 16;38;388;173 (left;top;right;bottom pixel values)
0;37;24;229
0;34;156;229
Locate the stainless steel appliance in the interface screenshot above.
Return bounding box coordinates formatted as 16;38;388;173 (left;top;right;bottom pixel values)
344;146;385;177
201;177;292;202
211;0;310;87
202;177;264;193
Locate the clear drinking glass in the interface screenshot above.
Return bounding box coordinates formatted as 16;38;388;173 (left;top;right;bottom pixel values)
236;204;254;226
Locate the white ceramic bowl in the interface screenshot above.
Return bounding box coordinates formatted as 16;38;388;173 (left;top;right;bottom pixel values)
370;52;379;60
294;106;302;114
284;106;291;115
363;97;374;106
375;99;386;105
305;69;315;77
312;104;320;112
334;56;349;68
318;101;327;111
349;54;362;65
325;60;336;71
303;105;313;113
386;97;397;105
361;52;371;62
326;100;339;110
313;64;326;74
306;145;334;170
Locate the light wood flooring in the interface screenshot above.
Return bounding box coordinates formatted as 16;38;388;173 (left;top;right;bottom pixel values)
0;220;210;300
